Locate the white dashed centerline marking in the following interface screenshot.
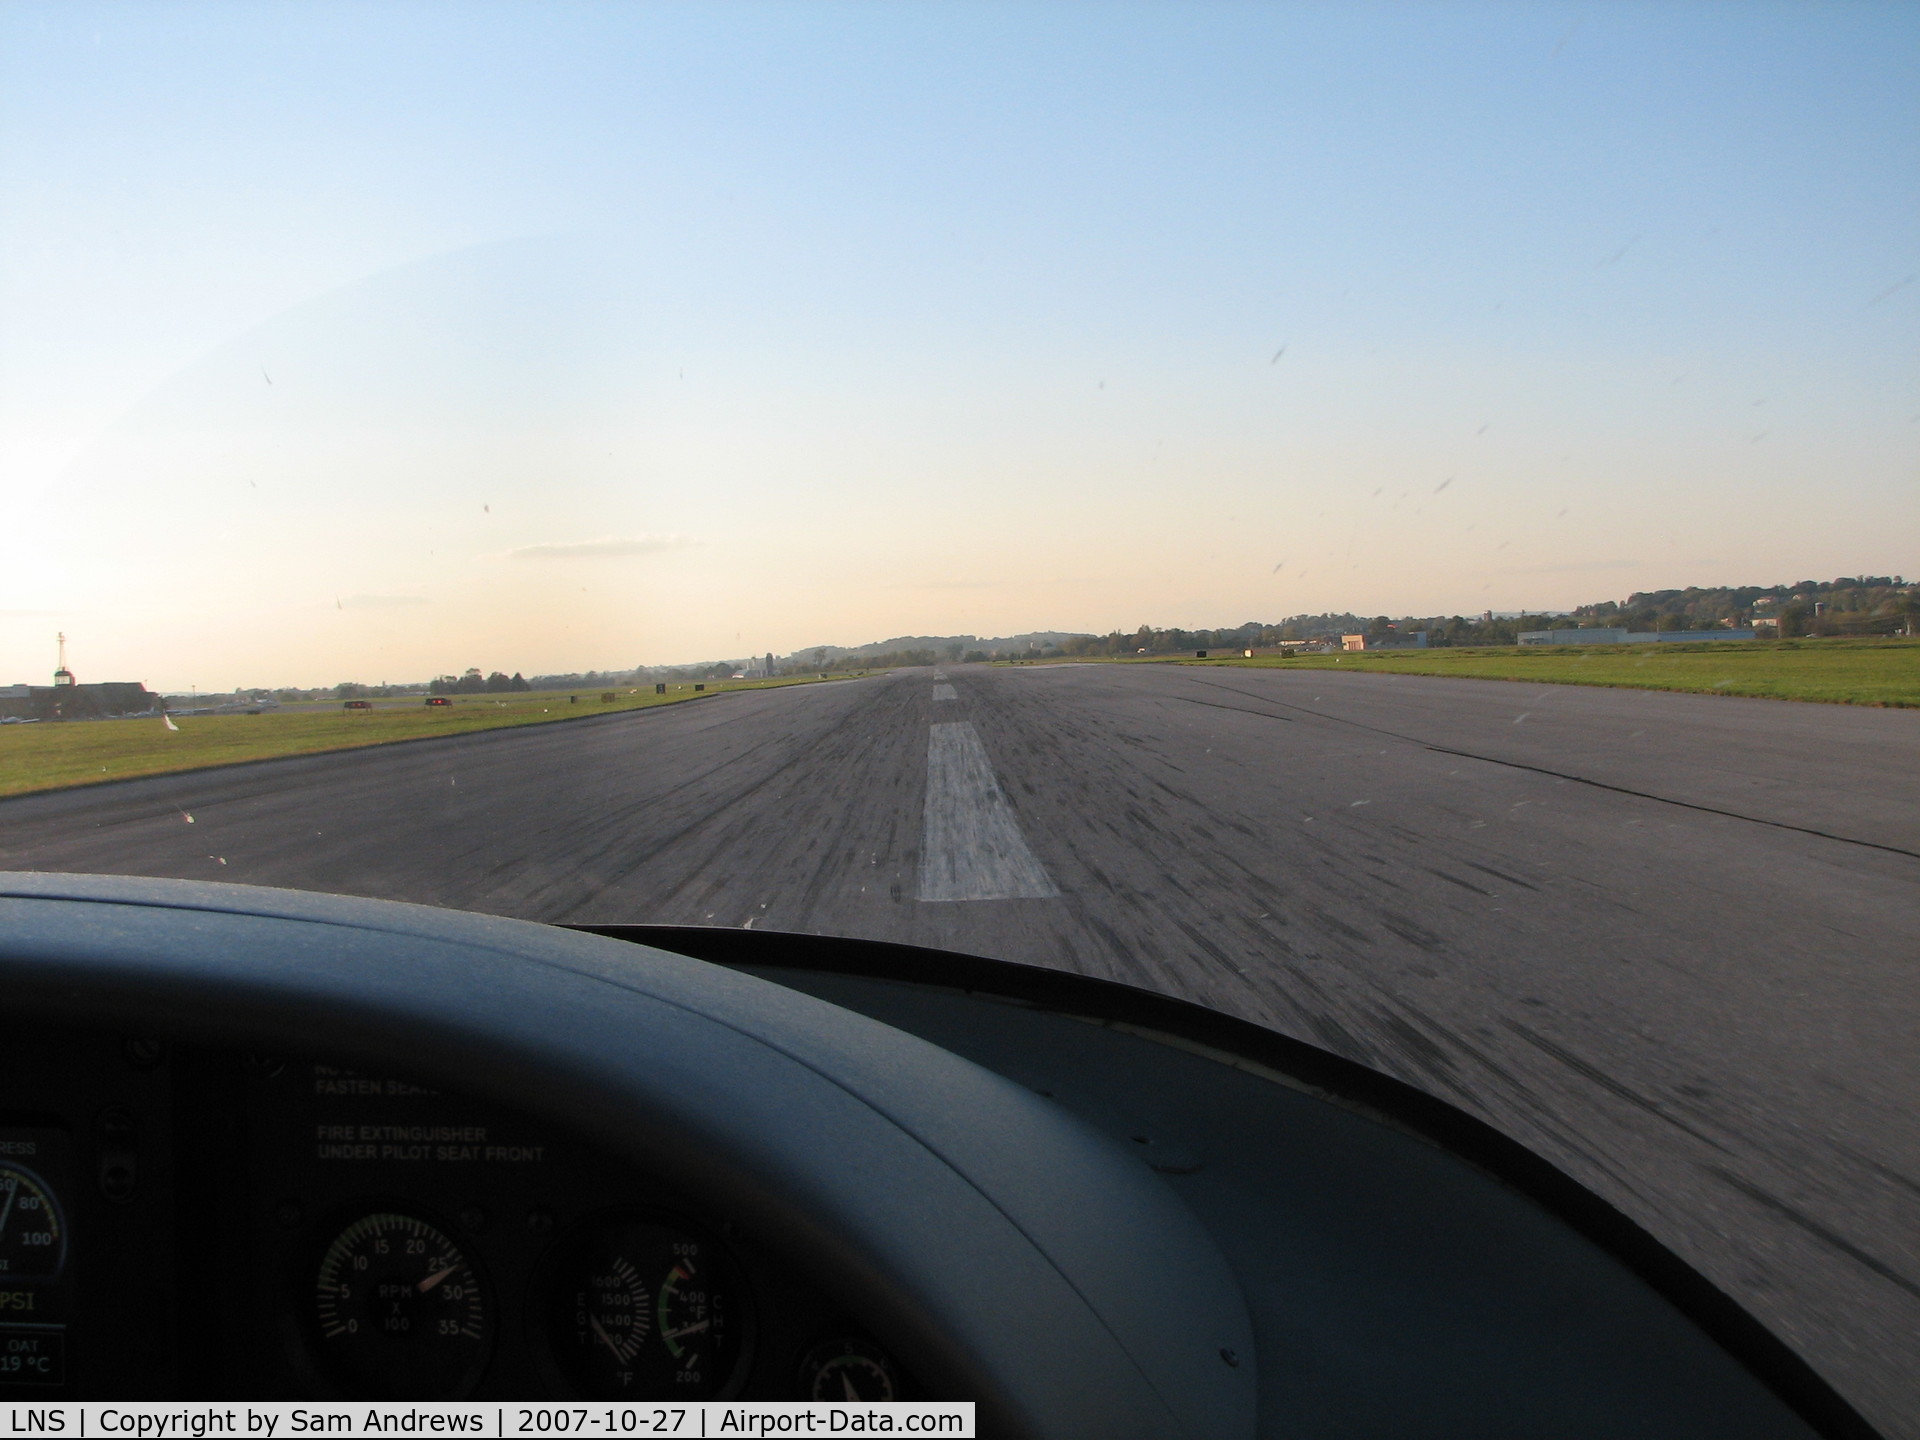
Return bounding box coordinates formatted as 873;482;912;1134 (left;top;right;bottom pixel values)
918;721;1059;902
932;683;958;702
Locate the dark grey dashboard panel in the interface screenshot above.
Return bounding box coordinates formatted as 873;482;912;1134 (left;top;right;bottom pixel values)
0;1029;873;1400
712;967;1840;1440
0;874;1254;1439
0;1032;175;1395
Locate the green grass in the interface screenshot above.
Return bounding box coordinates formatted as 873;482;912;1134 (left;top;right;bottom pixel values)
0;677;848;800
1006;638;1920;708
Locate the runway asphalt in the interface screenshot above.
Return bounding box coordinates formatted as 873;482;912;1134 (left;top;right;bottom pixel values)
3;661;1916;1433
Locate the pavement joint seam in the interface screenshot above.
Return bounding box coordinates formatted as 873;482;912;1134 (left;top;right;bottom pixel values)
1183;677;1920;863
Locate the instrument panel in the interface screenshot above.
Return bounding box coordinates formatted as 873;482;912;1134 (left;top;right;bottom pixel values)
0;1026;911;1400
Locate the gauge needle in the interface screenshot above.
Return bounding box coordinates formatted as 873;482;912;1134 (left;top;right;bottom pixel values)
841;1371;859;1402
589;1313;624;1360
417;1264;460;1293
0;1185;15;1240
661;1319;709;1341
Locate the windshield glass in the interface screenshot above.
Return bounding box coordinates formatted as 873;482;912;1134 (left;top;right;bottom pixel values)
2;2;1916;1431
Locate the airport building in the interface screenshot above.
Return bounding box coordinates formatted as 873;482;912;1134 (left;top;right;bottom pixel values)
0;636;158;721
1342;631;1429;652
0;680;157;722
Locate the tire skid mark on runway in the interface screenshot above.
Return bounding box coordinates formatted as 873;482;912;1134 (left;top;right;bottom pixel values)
514;684;909;916
1270;908;1904;1293
1501;1018;1736;1154
1462;859;1540;890
1709;1168;1920;1301
490;759;792;909
482;728;808;910
1824;1137;1920;1203
1363;996;1680;1213
634;681;927;925
1309;973;1685;1200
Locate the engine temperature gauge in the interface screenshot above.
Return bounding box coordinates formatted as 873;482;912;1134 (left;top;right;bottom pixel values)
0;1163;65;1281
536;1214;748;1399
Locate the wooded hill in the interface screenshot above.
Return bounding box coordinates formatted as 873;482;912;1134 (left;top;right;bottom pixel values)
1571;577;1914;637
1014;576;1918;659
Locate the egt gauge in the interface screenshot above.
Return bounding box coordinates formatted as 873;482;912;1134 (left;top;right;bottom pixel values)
536;1214;749;1400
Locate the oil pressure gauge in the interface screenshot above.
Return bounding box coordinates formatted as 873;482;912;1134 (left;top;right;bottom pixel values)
0;1163;66;1281
535;1213;749;1399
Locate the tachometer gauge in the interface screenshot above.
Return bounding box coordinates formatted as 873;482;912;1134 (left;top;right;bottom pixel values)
310;1211;491;1398
536;1214;748;1399
0;1163;65;1280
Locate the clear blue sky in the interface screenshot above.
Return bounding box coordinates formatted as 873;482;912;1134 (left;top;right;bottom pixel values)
2;1;1914;687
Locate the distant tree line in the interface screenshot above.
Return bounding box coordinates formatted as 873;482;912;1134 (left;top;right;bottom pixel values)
1042;614;1559;656
1029;576;1917;658
428;668;533;694
1573;577;1915;637
252;575;1917;698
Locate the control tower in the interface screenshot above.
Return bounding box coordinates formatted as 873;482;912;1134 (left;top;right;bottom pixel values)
53;632;76;687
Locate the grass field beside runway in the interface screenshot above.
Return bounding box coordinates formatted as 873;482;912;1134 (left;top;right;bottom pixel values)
1198;637;1920;705
0;676;848;799
1004;638;1920;707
